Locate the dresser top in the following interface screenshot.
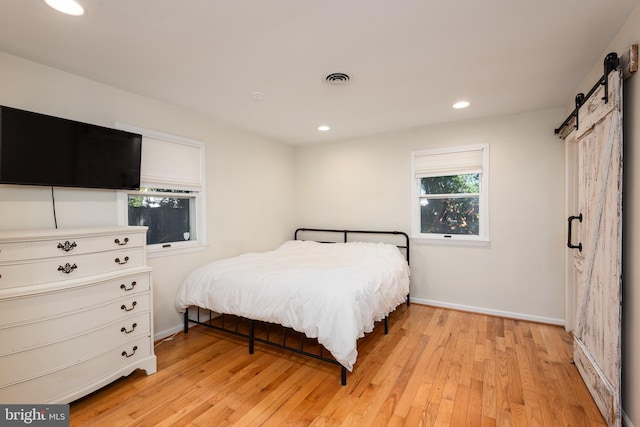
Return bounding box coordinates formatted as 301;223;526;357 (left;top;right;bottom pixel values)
0;226;148;243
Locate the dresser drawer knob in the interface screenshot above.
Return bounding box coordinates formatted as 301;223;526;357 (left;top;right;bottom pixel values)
121;323;138;334
120;281;137;291
57;241;77;252
57;263;78;274
121;346;138;358
121;301;137;312
115;256;129;265
115;237;129;246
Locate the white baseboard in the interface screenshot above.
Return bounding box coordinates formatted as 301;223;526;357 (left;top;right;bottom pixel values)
154;324;184;342
157;300;566;340
411;297;565;326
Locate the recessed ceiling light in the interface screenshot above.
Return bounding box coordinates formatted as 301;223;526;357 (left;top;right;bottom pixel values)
453;101;470;109
318;125;330;132
43;0;85;16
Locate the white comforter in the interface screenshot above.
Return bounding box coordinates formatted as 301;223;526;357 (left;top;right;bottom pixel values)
175;240;410;371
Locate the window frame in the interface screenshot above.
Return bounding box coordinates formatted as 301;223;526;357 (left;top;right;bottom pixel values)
410;144;489;245
116;124;207;257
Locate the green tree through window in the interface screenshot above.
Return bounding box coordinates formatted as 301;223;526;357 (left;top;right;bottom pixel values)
419;174;480;235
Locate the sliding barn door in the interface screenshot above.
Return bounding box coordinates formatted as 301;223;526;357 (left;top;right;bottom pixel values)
569;70;623;427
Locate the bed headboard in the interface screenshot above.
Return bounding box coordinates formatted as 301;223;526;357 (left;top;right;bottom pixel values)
294;228;410;265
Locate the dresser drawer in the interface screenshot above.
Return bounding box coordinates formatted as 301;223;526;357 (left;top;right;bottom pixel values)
31;248;145;285
0;313;151;387
0;336;153;404
0;264;30;291
0;242;30;262
0;298;151;355
0;272;150;326
30;232;145;259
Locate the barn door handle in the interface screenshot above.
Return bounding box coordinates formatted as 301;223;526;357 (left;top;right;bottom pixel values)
567;214;583;252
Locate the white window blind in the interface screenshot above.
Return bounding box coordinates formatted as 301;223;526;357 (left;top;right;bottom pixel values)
414;147;484;178
141;136;202;191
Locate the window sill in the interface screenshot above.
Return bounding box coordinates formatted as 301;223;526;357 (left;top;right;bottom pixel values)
147;241;208;258
411;235;490;247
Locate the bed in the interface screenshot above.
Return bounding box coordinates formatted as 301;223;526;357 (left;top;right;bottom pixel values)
175;228;411;384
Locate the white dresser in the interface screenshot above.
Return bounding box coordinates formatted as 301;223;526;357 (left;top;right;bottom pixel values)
0;226;156;404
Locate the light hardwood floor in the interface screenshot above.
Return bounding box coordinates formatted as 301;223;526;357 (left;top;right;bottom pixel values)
70;304;606;426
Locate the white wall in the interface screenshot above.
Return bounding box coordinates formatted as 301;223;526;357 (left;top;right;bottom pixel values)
0;51;296;337
294;108;566;323
572;5;640;426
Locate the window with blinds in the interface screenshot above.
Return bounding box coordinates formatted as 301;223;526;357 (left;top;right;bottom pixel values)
411;144;489;243
117;125;206;254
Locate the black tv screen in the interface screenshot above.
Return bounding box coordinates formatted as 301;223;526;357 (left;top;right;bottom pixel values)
0;105;142;190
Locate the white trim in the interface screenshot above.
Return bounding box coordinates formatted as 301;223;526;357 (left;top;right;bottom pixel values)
411;235;489;247
147;242;207;258
154;324;184;342
564;134;578;331
411;297;565;326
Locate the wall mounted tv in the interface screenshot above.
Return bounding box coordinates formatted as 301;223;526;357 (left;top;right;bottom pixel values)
0;105;142;190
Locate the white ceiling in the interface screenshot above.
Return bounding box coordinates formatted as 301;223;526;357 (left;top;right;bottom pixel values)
0;0;638;144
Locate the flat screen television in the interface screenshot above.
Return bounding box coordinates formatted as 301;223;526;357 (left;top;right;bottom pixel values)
0;105;142;190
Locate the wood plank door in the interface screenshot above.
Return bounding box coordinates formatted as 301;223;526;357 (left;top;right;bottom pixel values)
569;69;623;427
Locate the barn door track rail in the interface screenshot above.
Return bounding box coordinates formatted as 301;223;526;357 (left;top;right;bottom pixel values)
555;44;638;139
555;53;619;136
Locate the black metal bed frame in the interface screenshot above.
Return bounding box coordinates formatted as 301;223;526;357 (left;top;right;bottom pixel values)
183;228;410;385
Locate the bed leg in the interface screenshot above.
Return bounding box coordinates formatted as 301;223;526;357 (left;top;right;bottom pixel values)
407;293;411;306
341;367;347;386
249;320;255;354
183;311;189;334
384;316;389;334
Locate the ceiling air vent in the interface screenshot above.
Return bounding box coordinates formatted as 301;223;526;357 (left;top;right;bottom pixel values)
325;72;350;85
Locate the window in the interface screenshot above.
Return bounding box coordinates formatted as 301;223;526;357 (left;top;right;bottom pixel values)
127;188;196;245
411;144;489;244
117;125;206;255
